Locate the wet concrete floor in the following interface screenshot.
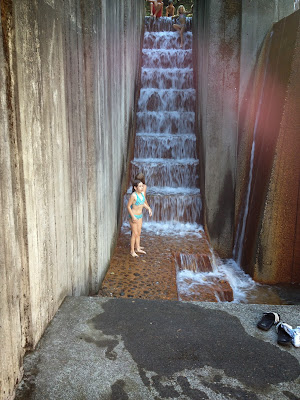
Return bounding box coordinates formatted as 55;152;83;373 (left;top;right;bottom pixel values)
99;229;210;301
15;297;300;400
99;228;300;305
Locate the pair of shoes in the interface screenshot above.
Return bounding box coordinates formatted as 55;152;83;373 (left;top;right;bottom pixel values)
257;313;300;347
257;312;280;331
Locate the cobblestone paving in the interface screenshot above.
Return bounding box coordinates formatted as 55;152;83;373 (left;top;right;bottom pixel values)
99;228;211;301
98;229;291;304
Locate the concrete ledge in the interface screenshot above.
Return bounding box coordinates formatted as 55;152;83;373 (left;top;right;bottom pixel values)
15;297;300;399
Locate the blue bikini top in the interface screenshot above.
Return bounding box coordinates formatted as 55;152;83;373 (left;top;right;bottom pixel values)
134;192;145;206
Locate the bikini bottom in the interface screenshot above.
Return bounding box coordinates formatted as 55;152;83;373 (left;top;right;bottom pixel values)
129;213;143;220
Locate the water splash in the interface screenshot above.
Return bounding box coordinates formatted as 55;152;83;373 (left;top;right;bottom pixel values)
176;255;257;303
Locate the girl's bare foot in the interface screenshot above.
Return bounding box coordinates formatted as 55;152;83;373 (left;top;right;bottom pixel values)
136;248;146;254
130;251;139;257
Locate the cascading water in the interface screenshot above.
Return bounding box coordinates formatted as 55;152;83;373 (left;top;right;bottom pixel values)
121;17;258;303
123;17;202;235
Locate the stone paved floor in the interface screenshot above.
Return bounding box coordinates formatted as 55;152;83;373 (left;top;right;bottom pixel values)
99;228;211;301
99;227;298;304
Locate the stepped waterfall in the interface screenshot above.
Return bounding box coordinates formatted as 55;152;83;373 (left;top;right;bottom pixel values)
123;17;202;235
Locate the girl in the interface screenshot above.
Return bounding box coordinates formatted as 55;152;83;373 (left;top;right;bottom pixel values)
127;179;152;257
172;5;188;48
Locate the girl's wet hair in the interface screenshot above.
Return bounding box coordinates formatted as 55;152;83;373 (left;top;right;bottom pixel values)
132;179;143;193
178;5;186;13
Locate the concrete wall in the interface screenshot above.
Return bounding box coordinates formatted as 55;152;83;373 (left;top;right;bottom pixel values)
193;0;242;257
0;1;144;399
193;0;296;258
236;0;296;217
239;0;295;103
238;10;300;283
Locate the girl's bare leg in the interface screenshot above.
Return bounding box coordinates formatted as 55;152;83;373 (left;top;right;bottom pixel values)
135;219;146;253
173;24;185;47
129;220;139;257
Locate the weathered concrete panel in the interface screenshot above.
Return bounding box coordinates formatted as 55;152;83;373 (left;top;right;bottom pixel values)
0;0;144;398
193;0;241;257
236;10;300;283
193;0;297;260
236;1;297;218
0;12;24;400
239;0;295;103
0;3;33;398
254;11;300;283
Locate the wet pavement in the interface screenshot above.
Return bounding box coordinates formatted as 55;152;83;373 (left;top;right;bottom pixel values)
15;297;300;400
99;229;211;301
99;226;300;305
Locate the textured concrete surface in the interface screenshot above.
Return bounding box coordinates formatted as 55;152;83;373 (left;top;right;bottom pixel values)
99;229;292;305
236;9;300;283
239;0;295;103
192;0;297;259
15;297;300;400
193;0;241;258
99;230;210;301
0;1;144;399
237;0;297;222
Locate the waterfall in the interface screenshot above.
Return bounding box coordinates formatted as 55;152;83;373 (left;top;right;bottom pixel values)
123;17;202;235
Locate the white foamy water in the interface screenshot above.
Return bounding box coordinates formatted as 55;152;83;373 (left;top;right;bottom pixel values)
143;31;193;50
135;133;196;159
131;159;199;188
122;221;203;237
141;68;194;89
138;88;195;112
142;49;192;69
177;258;257;303
137;111;195;134
122;191;201;223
